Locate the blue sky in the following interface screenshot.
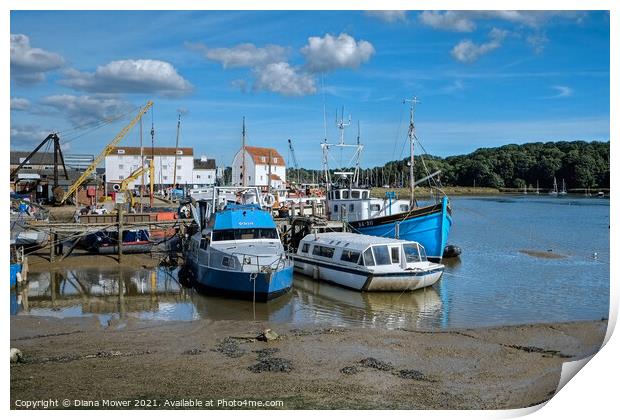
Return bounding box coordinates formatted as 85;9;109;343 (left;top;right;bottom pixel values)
10;10;610;168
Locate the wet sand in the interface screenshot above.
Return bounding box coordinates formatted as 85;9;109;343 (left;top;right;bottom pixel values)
10;316;606;409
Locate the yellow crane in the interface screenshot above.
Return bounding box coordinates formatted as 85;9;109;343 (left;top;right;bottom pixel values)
120;158;154;209
59;100;154;204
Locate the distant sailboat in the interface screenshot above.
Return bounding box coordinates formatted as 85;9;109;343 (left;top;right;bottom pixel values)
536;180;540;195
549;177;558;196
559;178;567;196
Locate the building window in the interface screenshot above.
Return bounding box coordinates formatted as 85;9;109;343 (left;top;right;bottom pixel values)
261;156;266;163
177;165;182;170
249;176;252;181
176;150;183;155
163;176;168;181
196;175;201;179
177;176;181;180
118;164;124;170
162;165;168;170
207;175;212;179
119;175;124;180
117;149;125;154
260;175;264;181
273;157;278;163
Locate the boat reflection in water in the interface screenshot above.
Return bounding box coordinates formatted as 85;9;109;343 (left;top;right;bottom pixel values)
11;268;444;330
292;276;443;330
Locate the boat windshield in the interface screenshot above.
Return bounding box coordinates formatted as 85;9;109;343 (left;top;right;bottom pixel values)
372;245;392;265
403;244;426;263
212;228;278;241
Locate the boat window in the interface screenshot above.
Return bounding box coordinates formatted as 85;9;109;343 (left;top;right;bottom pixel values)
334;205;339;214
372;245;391;265
363;248;375;266
301;243;310;253
370;204;381;212
351;190;360;199
222;256;234;268
391;247;400;264
340;249;361;264
212;228;278;241
334;190;341;200
200;237;208;250
403;244;421;262
349;204;355;212
342;190;349;199
399;204;409;212
362;191;369;199
419;245;428;261
313;245;335;259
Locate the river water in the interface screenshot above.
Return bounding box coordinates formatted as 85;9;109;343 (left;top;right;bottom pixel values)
10;195;610;330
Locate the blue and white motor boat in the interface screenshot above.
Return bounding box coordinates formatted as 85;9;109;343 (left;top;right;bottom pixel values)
293;232;444;292
185;187;293;301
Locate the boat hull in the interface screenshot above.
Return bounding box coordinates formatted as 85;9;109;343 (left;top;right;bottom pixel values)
293;255;443;292
10;263;21;289
188;261;293;302
348;197;452;261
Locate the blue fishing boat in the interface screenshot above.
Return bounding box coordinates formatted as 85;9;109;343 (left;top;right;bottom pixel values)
184;187;293;301
321;97;452;261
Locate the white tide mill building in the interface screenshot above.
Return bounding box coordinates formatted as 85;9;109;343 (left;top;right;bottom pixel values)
105;147;194;190
231;146;286;189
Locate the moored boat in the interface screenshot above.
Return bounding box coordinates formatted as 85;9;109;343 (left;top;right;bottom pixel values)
84;229;153;254
184;187;293;301
293;232;444;292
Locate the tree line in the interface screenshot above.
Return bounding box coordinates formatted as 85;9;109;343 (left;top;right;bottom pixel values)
285;140;610;190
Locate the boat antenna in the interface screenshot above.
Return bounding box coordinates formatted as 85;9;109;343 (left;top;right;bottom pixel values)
403;96;421;206
241;116;247;187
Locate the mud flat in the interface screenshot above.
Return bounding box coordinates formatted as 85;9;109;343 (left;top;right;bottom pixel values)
10;316;606;409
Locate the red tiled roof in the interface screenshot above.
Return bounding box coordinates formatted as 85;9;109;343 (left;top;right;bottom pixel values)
111;147;193;156
269;174;282;181
243;146;285;166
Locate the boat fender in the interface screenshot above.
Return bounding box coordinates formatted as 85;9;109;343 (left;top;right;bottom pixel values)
443;244;462;258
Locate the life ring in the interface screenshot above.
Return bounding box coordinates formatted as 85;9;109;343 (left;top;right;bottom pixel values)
112;184;121;192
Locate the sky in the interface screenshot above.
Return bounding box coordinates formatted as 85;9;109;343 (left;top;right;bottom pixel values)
9;10;610;169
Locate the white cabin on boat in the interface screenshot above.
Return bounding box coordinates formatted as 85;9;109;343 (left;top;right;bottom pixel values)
326;187;411;222
293;232;444;291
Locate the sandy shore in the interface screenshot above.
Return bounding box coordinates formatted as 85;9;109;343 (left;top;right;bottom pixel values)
10;315;606;409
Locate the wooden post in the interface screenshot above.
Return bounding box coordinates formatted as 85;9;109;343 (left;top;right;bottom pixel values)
49;230;56;262
117;205;123;264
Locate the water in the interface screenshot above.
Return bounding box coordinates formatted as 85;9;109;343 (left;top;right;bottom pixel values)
10;196;609;330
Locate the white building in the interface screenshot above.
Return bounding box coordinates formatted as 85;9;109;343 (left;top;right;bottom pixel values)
231;146;286;190
192;155;217;187
105;146;194;190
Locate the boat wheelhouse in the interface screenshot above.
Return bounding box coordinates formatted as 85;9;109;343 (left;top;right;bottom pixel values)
293;232;444;292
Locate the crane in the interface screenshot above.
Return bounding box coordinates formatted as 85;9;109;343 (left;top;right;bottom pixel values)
59;101;154;204
120;158;155;209
11;133;68;187
288;138;300;185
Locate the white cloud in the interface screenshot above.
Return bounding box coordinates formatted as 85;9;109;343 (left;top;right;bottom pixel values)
10;34;65;85
189;42;288;68
40;94;134;126
10;124;50;147
548;85;574;99
59;59;192;96
301;33;375;73
365;11;407;23
10;97;31;111
253;62;316;96
419;11;476;32
419;11;584;32
451;28;507;63
526;32;549;54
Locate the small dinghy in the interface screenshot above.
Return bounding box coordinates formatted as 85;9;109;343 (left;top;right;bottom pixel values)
293;232;444;292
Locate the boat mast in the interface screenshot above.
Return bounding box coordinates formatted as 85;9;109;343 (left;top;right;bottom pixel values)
404;96;421;206
172;113;181;189
241;117;247;187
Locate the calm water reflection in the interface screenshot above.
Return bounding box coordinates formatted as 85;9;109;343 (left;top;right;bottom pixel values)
10;196;609;330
